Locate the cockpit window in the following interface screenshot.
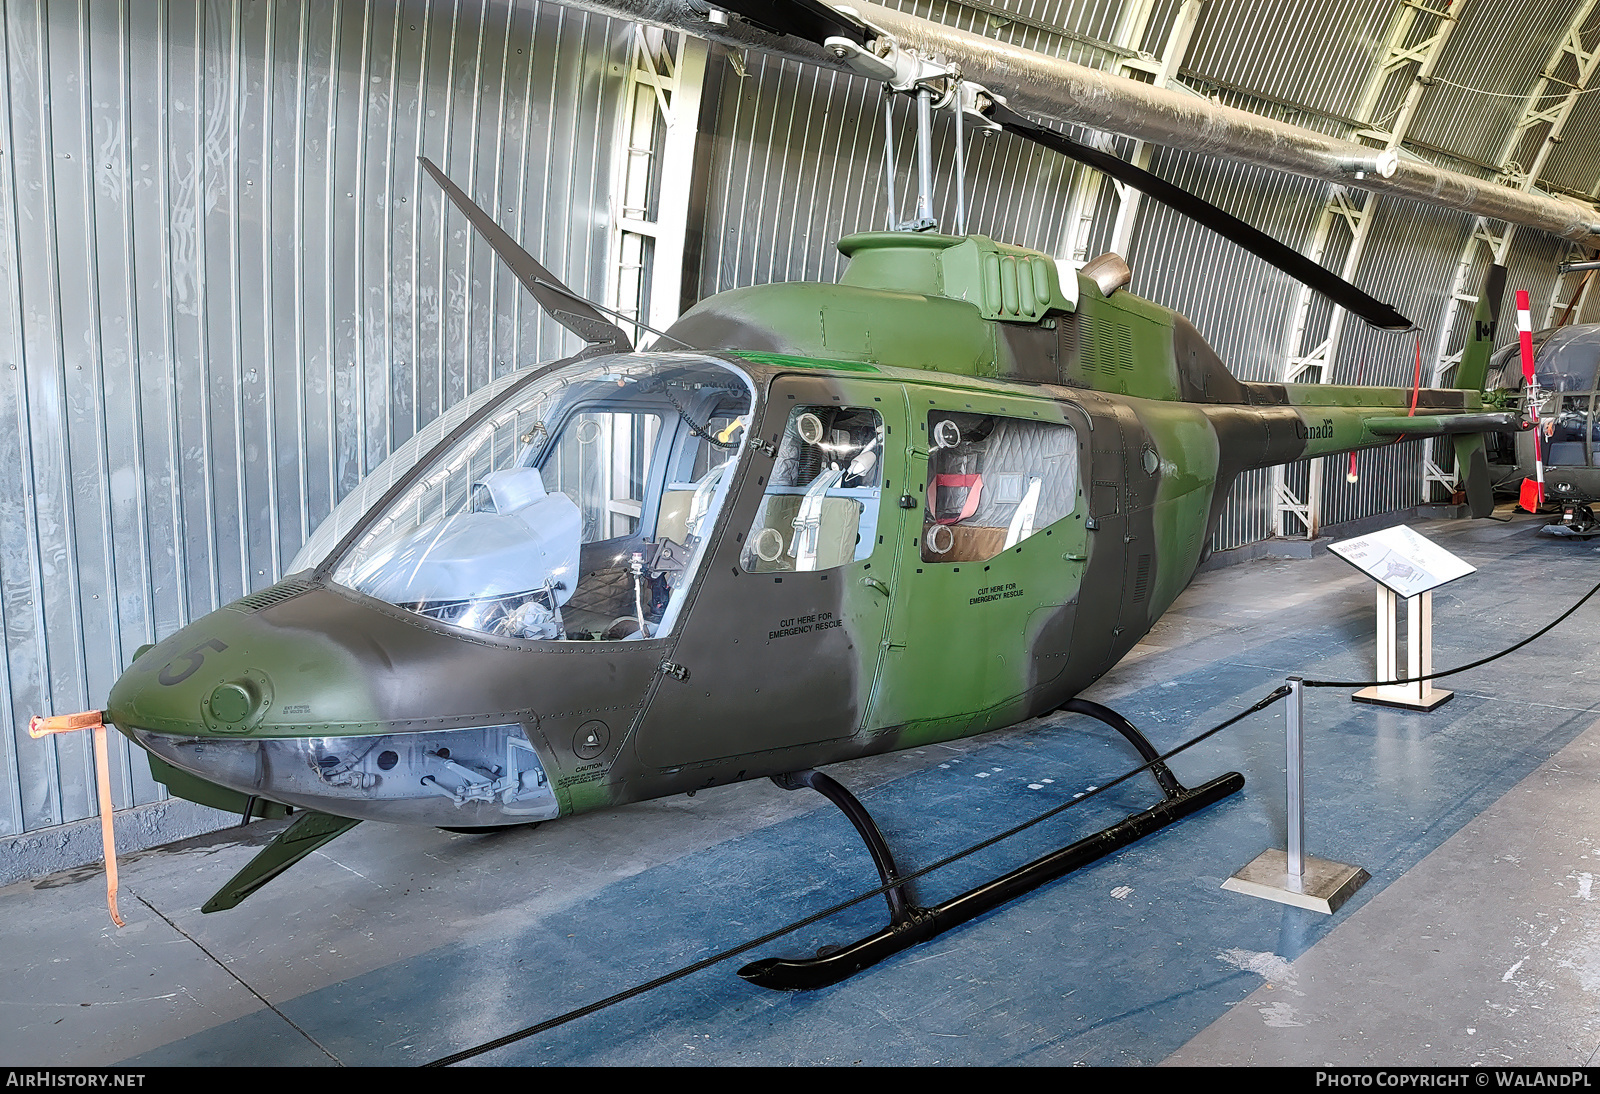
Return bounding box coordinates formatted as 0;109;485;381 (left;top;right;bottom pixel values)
325;354;754;641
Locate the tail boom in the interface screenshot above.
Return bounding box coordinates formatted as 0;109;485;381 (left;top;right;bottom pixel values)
1225;382;1519;470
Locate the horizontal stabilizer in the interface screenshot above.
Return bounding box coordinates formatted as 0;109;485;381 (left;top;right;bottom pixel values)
1364;412;1519;436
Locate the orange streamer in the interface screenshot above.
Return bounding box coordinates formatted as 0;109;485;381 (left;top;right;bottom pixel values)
29;711;124;927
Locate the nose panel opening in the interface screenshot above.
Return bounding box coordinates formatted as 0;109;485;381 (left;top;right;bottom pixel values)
126;723;560;827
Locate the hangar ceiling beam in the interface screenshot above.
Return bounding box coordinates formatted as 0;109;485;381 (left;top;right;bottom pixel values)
571;0;1600;244
1272;0;1461;539
1423;0;1600;502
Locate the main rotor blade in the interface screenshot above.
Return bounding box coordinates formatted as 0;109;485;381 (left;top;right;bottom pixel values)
418;157;633;356
710;0;868;45
987;103;1412;331
707;2;1411;329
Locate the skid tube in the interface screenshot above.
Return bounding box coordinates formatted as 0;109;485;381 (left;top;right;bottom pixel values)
739;700;1244;991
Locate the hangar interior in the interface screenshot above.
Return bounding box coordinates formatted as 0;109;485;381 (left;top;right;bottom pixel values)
4;0;1600;1067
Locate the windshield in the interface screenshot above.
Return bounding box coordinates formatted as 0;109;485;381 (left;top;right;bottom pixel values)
322;354;754;641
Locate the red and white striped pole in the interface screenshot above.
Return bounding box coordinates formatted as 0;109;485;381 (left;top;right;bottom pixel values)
1518;290;1545;510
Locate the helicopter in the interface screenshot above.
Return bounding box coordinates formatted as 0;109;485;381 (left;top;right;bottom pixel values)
1479;315;1600;533
61;0;1523;990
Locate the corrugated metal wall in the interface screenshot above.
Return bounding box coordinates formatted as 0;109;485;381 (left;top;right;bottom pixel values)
0;0;627;839
4;0;1599;848
1184;0;1396;120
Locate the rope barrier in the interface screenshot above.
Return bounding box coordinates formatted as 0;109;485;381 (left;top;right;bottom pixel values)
1304;575;1600;689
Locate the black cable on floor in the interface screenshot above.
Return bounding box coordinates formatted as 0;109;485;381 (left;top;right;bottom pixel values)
1304;575;1600;689
425;684;1291;1066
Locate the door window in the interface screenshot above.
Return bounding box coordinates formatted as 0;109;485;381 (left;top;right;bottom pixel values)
741;405;884;573
921;411;1078;562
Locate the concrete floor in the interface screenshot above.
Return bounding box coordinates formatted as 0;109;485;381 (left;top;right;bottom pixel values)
4;512;1600;1067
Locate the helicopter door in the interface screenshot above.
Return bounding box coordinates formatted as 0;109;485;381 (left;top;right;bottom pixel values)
628;374;909;770
868;393;1087;738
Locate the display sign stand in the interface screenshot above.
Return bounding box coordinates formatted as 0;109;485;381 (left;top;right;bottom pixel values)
1326;524;1475;713
1225;526;1473;913
1351;587;1452;711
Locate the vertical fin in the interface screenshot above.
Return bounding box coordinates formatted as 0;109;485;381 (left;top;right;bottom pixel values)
1454;264;1505;393
201;811;362;913
1452;434;1494;518
1449;265;1506;518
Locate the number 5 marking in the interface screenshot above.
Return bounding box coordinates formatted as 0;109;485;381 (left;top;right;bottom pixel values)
158;639;230;686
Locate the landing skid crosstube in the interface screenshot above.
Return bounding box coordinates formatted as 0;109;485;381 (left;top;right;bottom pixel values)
739;699;1244;991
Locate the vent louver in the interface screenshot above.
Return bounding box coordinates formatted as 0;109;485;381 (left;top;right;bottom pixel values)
1132;555;1151;603
225;578;314;614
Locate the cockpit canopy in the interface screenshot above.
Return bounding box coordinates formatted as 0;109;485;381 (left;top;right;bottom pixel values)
293;354;755;641
1488;326;1600;395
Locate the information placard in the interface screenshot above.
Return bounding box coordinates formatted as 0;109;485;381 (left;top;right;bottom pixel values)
1327;525;1476;598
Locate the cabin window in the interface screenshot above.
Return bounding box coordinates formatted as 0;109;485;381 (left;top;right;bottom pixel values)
741;406;884;573
921;411;1078;563
1545;393;1596;467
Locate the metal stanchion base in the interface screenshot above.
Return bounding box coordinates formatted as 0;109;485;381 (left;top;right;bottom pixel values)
1221;849;1370;915
1351;685;1453;711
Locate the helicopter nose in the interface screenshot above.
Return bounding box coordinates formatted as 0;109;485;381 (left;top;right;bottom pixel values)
106;579;562;826
107;584;357;738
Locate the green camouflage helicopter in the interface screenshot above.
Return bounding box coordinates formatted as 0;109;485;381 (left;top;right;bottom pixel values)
87;0;1518;990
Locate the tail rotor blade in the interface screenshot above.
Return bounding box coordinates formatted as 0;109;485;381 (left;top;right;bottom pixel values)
419;157;632;357
986;103;1411;331
1485;263;1507;324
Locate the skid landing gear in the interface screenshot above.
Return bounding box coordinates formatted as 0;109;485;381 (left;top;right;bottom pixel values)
738;699;1244;991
